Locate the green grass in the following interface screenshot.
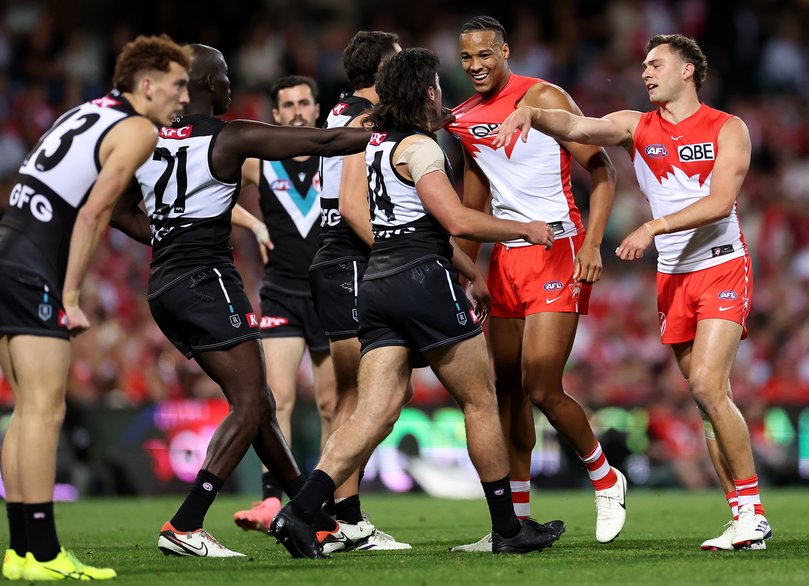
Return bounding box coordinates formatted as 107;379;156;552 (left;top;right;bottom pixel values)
13;489;809;585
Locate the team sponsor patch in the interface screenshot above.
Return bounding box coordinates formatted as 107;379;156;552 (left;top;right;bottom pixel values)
469;122;500;138
247;313;259;327
159;125;193;139
678;142;715;162
260;316;289;329
645;144;668;158
58;310;68;327
369;132;388;146
718;290;738;301
332;102;348;116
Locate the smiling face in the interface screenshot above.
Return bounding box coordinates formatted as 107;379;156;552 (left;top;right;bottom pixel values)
642;43;694;105
459;30;510;98
272;84;319;128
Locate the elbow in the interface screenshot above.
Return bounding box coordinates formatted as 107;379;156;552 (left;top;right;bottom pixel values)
443;218;466;238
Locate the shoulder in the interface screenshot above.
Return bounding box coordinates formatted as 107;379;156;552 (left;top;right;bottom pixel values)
393;134;443;165
519;81;582;113
106;116;158;146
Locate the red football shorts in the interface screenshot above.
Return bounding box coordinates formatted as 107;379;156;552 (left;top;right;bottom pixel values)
488;234;592;319
656;255;752;344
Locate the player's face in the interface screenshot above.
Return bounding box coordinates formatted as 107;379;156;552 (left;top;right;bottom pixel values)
272;84;319;128
428;73;443;119
460;30;510;97
146;61;190;126
642;44;690;105
211;54;232;116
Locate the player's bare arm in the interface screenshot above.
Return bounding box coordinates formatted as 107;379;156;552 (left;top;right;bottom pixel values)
62;116;158;333
616;116;751;262
519;83;617;283
398;136;553;246
454;148;492;263
338;114;374;247
212;121;369;179
494;102;639;152
110;182;151;246
232;201;274;264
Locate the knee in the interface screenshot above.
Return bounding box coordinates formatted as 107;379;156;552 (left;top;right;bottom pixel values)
688;375;729;418
526;384;557;410
22;397;66;429
316;394;335;426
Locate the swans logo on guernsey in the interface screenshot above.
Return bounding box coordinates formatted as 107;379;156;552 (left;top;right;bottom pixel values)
645;144;668;158
160;125;193;139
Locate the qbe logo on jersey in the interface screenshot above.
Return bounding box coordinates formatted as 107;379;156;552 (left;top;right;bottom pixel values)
678;143;715;162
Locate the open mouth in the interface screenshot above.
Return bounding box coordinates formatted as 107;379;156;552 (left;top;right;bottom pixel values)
469;71;488;84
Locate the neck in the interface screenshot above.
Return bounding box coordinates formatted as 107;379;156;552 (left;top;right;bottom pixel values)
122;92;150;118
182;97;213;118
480;69;511;101
292;155;311;163
354;86;379;105
656;91;701;124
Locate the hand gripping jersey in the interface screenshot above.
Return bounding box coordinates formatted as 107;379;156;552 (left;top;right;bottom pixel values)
363;129;452;280
0;91;140;287
257;156;321;293
310;95;374;269
448;74;584;246
632;104;747;274
135;113;240;297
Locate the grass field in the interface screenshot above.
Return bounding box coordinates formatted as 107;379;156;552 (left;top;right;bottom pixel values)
11;489;808;585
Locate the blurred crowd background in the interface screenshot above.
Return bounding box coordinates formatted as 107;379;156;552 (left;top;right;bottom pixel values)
1;0;808;491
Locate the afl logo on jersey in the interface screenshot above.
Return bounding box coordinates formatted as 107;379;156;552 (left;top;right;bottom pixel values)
543;280;563;291
332;102;348;116
469;123;500;138
271;179;291;192
718;290;738;300
645;144;668;158
678;143;714;162
370;132;388;146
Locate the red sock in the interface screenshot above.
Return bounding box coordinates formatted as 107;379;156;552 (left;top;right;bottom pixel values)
725;490;739;520
579;442;617;491
510;479;530;520
734;475;764;515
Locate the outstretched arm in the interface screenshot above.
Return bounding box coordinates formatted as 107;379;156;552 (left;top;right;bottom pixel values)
616;116;751;261
63;117;158;334
494;102;639;151
213;121;369;180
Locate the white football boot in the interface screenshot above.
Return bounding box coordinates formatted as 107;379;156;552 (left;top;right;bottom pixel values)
451;532;493;553
594;468;627;543
158;522;245;557
732;505;772;550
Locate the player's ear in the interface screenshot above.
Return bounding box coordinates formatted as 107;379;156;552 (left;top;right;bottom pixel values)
314;103;320;121
682;62;695;83
271;108;281;124
206;74;215;92
501;42;510;60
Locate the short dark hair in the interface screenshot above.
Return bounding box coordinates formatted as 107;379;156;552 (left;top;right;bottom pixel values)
343;31;400;90
113;34;193;92
460;15;507;44
646;34;708;91
368;48;439;132
269;75;319;107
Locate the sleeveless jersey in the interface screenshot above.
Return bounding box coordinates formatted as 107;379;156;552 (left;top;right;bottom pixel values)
135;113;240;296
632;104;746;274
258;156;321;293
363;129;452;280
310;95;373;269
0;91;140;288
448;74;584;246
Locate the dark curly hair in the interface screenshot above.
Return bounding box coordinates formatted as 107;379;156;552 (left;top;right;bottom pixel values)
343;31;400;90
114;34;193;92
646;34;708;91
460;15;507;44
368;48;439;132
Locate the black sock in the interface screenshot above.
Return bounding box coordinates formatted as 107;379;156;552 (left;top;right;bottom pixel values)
170;469;224;532
481;476;520;539
289;469;335;524
6;502;26;556
24;502;59;562
279;474;305;499
261;471;283;500
335;494;363;524
323;494;335;517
